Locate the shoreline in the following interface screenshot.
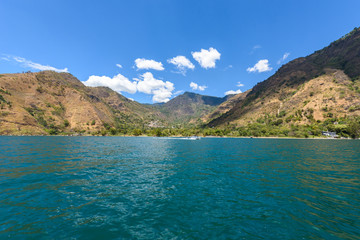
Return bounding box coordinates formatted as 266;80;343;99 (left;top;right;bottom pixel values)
0;134;356;140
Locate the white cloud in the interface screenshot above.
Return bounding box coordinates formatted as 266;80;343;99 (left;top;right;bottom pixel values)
135;58;164;71
116;64;123;68
190;82;197;90
1;56;10;61
192;47;221;69
247;59;272;73
223;65;233;71
225;89;242;95
237;82;244;87
167;56;195;75
190;82;207;91
277;52;290;64
83;72;174;103
137;72;174;103
6;55;68;72
152;88;173;103
173;90;184;96
198;86;207;91
83;74;137;94
250;45;261;54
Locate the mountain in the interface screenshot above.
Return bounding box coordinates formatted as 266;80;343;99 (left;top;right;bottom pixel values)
1;27;360;136
0;71;228;135
157;92;229;126
0;71;164;135
207;27;360;127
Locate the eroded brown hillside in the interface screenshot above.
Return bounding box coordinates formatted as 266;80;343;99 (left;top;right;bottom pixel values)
0;71;163;135
207;27;360;127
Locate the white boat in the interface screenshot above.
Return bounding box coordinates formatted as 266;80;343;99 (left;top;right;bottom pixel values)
186;136;201;140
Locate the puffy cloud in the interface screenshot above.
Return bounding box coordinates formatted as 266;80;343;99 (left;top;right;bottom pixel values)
247;59;272;73
190;82;207;91
167;56;195;75
192;47;220;69
189;82;197;90
152;88;173;103
137;72;167;94
83;74;137;94
225;89;242;95
137;72;174;103
5;55;68;72
135;58;164;71
83;71;174;103
237;82;244;87
116;64;123;68
277;52;290;64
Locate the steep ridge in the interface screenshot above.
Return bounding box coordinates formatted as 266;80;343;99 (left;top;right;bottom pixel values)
208;27;360;127
202;90;250;123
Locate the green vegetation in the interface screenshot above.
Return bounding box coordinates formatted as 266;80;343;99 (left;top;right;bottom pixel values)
51;103;65;116
36;86;45;93
0;94;6;103
0;89;11;95
0;111;9;117
76;114;359;139
24;106;70;135
349;105;360;112
64;119;70;127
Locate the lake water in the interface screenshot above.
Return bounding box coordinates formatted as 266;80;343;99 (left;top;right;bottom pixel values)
0;137;359;239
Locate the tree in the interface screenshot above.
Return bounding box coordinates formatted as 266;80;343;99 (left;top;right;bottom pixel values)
64;119;70;127
347;119;360;139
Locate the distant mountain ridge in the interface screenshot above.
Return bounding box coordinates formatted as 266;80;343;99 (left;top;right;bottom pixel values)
157;92;230;126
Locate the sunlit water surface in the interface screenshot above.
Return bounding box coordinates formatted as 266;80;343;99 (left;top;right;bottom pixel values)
0;137;359;239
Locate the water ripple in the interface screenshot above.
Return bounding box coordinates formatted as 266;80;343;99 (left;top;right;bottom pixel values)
0;137;359;239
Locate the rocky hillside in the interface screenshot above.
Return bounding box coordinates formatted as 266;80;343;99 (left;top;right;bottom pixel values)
207;27;360;127
0;71;230;135
0;71;164;135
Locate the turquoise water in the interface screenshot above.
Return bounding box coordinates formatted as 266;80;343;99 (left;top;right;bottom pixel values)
0;137;359;239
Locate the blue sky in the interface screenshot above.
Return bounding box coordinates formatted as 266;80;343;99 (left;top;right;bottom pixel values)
1;0;359;103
